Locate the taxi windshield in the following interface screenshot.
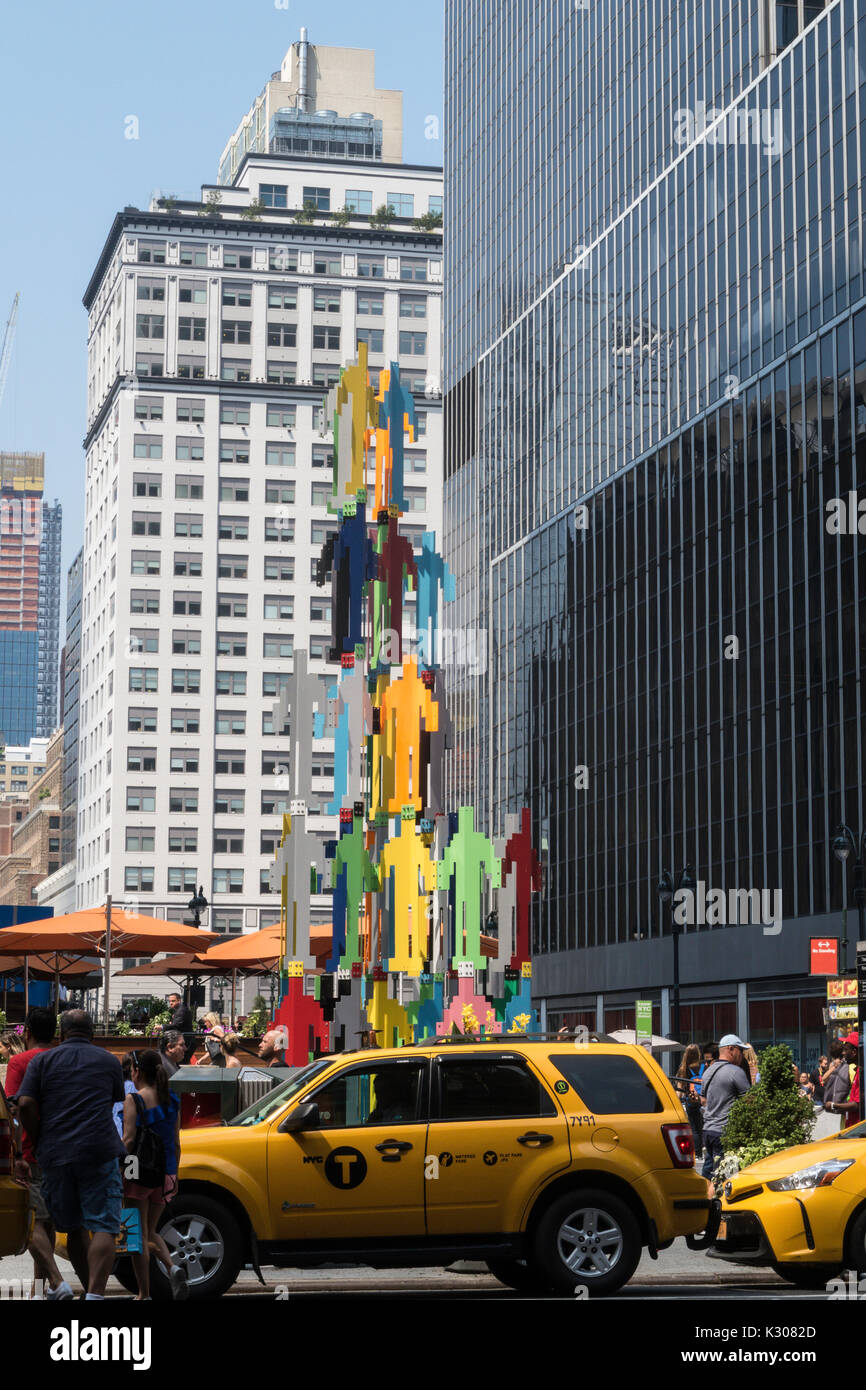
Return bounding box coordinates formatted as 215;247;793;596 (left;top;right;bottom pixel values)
230;1059;336;1127
838;1119;866;1140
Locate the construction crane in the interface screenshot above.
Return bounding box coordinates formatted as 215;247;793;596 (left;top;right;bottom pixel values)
0;293;20;414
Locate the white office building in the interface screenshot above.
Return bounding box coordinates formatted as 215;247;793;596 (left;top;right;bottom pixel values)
76;35;442;1005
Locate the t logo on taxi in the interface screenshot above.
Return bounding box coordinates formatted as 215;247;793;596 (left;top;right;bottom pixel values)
324;1147;368;1188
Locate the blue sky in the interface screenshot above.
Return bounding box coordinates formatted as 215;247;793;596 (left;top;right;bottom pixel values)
0;0;443;590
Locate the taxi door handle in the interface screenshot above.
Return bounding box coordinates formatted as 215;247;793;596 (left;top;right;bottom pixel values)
375;1139;413;1155
517;1131;554;1146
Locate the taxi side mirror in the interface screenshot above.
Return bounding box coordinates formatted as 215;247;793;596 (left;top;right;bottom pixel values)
279;1101;320;1134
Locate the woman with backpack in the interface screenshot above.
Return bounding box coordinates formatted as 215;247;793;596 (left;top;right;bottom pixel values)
121;1048;187;1300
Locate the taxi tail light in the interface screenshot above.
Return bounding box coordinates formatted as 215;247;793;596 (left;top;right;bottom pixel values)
180;1092;222;1129
661;1122;695;1168
0;1118;12;1175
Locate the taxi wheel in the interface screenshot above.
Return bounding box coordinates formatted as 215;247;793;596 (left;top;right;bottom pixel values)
154;1195;243;1300
845;1208;866;1276
485;1257;555;1295
532;1189;641;1297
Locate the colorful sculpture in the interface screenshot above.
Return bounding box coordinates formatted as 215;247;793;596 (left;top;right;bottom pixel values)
269;351;542;1051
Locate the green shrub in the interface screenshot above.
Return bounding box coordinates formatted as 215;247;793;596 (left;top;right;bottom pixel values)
722;1044;815;1168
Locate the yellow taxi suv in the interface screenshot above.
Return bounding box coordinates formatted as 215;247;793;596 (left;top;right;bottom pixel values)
134;1038;716;1299
0;1081;31;1258
711;1120;866;1287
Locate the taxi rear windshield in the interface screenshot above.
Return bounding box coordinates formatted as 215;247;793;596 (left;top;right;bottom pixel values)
549;1054;664;1114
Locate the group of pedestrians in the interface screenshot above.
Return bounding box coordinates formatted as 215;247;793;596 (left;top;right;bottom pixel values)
6;1006;188;1300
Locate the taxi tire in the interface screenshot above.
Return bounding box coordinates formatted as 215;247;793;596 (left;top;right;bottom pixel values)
154;1194;244;1300
485;1257;555;1295
532;1189;642;1297
845;1208;866;1276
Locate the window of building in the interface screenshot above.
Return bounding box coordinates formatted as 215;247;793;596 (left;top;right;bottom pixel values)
129;668;158;692
217;555;248;579
268;249;298;272
135;314;165;339
133;473;161;498
387;192;414;218
313;255;341;277
130;590;159;614
358;256;384;279
345;189;372;215
125;867;155;892
126;829;155;852
177;356;205;380
217;632;247;656
178;316;206;343
169;791;198;813
136;278;166;302
356;327;383;353
127;788;156;813
400;259;427;282
220;402;250;425
428;195;443;217
356;292;384;317
171;669;200;693
222;320;251;345
265;444;295;468
138;244;166;264
178;281;207;305
264;557;294;581
169;749;199;774
174;514;203;538
214;750;245;775
172;592;202;614
261;790;290;814
219;442;250;466
266;404;295;428
172;630;201;655
179;246;207;267
265;483;294;505
310;597;331;623
176;399;205;424
263;635;293;659
168;868;198;893
310;481;331;507
313;291;340;313
170;709;200;733
260;184;288;208
133;436;162;459
222;283;252;308
263;594;293;620
215;711;246;735
173;554;202;577
175;475;203;500
224;250;253;270
131;512;161;537
399;293;427;319
219;479;249;503
212;910;244;934
264;517;294;543
268;286;297;310
168;830;198;853
215;670;247;695
218;518;249;542
217;595;247;618
214;831;245;853
213;868;244;893
267;323;296;348
311;446;333;469
399;331;427;356
135;353;164;377
302;186;330;211
266;362;296;385
214;790;245;814
134;398;163;421
220;360;251;382
128;629;159;654
128;709;158;733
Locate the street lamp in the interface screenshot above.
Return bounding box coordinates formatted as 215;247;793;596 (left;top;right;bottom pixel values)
657;864;696;1044
185;885;209;928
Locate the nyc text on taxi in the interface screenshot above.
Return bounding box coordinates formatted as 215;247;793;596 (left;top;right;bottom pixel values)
149;1039;714;1298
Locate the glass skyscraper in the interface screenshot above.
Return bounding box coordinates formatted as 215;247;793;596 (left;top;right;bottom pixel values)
444;0;864;1060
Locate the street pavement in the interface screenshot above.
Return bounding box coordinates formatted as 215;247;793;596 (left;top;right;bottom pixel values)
0;1243;822;1299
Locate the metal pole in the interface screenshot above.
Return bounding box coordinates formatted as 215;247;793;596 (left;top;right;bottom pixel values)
102;895;112;1034
672;921;681;1044
855;857;865;1125
24;955;29;1015
231;969;237;1029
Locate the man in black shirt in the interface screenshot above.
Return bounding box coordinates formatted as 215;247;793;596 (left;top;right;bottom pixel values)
166;993;194;1062
17;1011;125;1300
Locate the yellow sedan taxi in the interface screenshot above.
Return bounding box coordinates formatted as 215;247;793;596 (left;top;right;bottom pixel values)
711;1119;866;1286
0;1081;30;1257
137;1038;716;1299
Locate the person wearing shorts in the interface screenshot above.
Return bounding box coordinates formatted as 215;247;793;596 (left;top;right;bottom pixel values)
17;1010;126;1300
122;1049;186;1300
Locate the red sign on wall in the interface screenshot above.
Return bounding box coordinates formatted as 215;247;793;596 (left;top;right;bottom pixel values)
810;938;839;975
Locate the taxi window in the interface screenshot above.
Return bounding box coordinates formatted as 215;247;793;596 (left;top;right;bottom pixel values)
310;1061;426;1128
436;1058;557;1121
549;1054;663;1114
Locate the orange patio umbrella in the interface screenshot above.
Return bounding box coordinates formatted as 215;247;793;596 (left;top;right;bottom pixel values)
195;926;283;1025
0;904;217;1027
